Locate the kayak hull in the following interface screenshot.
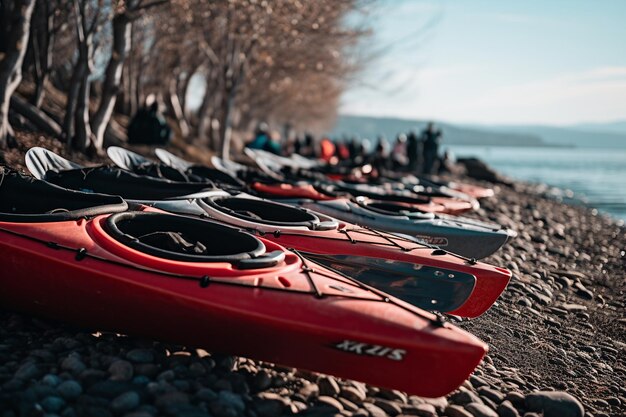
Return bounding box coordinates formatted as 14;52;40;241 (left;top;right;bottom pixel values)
0;215;487;397
286;198;513;260
190;196;512;318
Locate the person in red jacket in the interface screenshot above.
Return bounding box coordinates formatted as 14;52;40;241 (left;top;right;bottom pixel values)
320;137;336;162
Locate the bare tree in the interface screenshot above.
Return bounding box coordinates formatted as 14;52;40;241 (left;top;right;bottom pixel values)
63;0;102;151
90;0;168;151
0;0;37;147
7;0;370;155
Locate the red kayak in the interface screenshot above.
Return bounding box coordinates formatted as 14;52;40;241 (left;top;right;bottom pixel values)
198;195;511;318
250;182;471;214
0;169;487;397
251;182;336;201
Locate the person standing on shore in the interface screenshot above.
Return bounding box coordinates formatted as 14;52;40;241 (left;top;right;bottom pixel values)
246;122;281;155
392;133;408;169
406;131;420;172
128;95;172;145
422;122;442;174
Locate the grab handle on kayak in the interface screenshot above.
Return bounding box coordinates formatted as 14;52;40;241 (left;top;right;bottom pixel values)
312;221;340;231
236;250;285;270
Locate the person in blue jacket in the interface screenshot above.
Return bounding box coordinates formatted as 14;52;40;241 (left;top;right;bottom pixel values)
246;122;281;155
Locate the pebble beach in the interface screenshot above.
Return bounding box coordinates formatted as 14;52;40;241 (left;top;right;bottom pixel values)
0;166;624;417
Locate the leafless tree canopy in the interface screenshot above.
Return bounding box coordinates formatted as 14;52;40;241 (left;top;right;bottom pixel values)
1;0;371;156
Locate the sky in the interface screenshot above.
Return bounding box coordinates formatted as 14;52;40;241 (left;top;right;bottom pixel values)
340;0;626;126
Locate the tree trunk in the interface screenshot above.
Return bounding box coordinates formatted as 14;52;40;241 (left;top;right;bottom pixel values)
72;76;93;151
135;53;144;108
63;58;87;142
28;0;53;108
167;76;190;139
196;92;214;144
219;87;237;159
90;13;132;151
0;0;36;148
10;94;62;137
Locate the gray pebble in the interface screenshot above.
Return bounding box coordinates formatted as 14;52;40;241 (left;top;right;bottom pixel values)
445;404;474;417
318;375;340;397
497;400;520;417
299;382;319;400
42;374;62;387
253;370;272;391
217;390;245;413
450;389;483;406
341;386;366;403
195;387;218;402
15;362;42;380
478;387;505;404
41;395;66;413
61;355;86;375
411;403;437;417
253;392;290;417
110;391;140;413
155;391;190;409
126;349;155;364
373;398;402;416
108;360;134;382
525;391;584;417
362;402;388;417
57;380;82;400
465;402;498;417
317;395;344;412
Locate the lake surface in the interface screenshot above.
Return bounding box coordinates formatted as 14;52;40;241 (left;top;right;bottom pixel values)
449;145;626;222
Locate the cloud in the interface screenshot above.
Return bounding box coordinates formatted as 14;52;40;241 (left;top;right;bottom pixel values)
341;66;626;125
449;66;626;124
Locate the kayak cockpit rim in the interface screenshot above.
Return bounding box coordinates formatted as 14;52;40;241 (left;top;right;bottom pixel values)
201;196;340;231
103;211;281;266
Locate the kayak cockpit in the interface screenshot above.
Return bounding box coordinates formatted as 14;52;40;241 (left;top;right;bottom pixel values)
354;198;435;220
204;197;339;231
44;166;217;201
0;167;128;222
103;212;285;268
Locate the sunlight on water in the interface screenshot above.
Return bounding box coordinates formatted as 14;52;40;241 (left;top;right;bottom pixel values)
450;146;626;221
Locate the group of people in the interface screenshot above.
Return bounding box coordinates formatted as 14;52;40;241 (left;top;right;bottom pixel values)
124;100;446;177
246;122;447;175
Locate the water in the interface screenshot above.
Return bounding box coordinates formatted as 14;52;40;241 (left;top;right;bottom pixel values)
449;145;626;221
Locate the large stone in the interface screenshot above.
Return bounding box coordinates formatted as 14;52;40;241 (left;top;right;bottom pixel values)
496;401;520;417
411;403;438;417
126;349;155;364
254;392;290;417
341;386;366;403
299;382;320;399
421;396;449;412
464;402;498;417
111;391;141;414
155;391;190;409
108;360;134;381
318;376;340;397
61;355;87;375
57;380;83;400
374;399;402;416
217;390;245;413
525;391;584;417
317;395;344;412
363;402;389;417
15;362;43;381
450;390;483;406
478;387;505;404
444;405;473;417
41;395;66;413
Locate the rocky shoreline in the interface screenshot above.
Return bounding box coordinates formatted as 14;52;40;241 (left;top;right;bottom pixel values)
0;168;624;417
